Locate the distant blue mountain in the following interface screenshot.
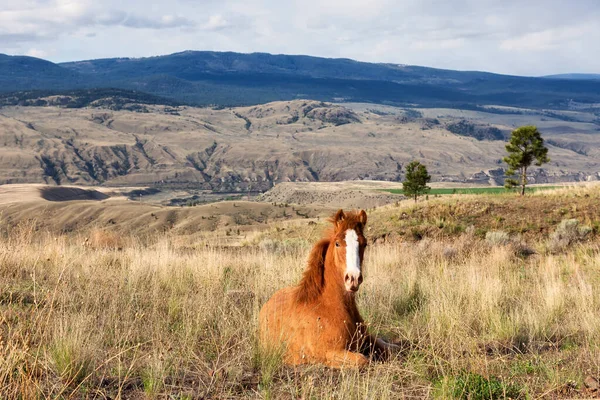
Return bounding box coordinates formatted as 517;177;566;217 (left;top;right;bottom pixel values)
0;54;86;91
543;73;600;80
2;51;600;109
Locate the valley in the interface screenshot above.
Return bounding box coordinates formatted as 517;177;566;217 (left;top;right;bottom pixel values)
0;99;598;193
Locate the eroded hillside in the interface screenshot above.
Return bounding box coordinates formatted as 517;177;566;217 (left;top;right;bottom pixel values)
0;100;598;191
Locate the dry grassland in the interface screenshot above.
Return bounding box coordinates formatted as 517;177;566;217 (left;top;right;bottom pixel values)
1;187;600;399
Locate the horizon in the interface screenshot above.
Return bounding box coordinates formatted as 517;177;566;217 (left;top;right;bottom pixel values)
1;0;599;76
4;49;600;78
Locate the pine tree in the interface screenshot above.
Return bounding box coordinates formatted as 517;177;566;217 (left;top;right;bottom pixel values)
503;126;549;195
403;161;431;202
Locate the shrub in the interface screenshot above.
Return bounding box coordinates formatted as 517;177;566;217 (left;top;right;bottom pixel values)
485;231;510;246
465;225;476;236
548;219;591;252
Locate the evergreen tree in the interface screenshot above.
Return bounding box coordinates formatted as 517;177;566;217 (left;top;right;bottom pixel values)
403;161;431;202
503;126;549;195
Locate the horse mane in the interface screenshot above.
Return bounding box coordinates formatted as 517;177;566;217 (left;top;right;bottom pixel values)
295;238;329;303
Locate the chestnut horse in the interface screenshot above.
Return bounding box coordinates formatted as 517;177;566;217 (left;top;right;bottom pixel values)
259;209;398;368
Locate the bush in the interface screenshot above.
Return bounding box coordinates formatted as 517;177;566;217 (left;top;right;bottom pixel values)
485;231;510;246
548;219;591;252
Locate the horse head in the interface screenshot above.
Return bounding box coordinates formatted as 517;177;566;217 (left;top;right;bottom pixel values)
329;209;368;293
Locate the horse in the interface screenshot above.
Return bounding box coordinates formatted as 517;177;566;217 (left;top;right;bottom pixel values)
259;209;399;368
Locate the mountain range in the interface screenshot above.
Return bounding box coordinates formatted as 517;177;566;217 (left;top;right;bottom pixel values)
2;51;600;109
543;73;600;80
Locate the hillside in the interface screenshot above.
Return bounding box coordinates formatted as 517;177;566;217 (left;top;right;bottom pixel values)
0;99;598;190
2;184;600;398
2;51;600;109
0;54;86;92
0;88;180;109
0;184;333;239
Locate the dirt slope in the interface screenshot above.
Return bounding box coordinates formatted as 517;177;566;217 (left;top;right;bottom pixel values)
258;181;404;208
0;100;598;191
0;184;332;239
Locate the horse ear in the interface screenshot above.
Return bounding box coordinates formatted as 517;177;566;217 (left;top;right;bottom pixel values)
333;209;345;226
358;209;368;226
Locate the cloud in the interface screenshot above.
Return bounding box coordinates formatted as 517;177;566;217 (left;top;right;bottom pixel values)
203;15;229;31
0;0;196;45
26;48;48;58
95;10;127;26
500;25;591;52
121;14;195;29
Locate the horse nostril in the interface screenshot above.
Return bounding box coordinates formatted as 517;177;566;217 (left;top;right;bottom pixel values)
358;275;363;284
344;273;350;283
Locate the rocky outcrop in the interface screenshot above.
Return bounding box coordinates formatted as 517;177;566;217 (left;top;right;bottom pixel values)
445;120;506;140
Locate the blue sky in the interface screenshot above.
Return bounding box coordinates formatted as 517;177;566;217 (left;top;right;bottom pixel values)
1;0;598;76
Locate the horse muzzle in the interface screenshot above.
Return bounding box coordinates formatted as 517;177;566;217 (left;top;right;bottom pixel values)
344;273;363;292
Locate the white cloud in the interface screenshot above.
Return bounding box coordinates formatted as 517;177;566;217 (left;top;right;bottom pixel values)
500;25;591;52
0;0;196;44
203;15;229;31
122;14;195;29
25;48;48;58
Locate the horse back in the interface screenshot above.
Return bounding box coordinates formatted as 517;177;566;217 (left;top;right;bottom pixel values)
259;286;295;344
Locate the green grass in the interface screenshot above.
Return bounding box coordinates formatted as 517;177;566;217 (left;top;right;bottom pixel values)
435;372;525;399
382;186;559;195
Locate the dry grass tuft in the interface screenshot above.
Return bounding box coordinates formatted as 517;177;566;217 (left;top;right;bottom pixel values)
86;227;125;249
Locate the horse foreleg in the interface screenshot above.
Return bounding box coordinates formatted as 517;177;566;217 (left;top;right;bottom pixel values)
324;349;369;368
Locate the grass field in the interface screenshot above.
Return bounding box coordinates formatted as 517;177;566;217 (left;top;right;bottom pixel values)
1;186;600;398
382;186;560;196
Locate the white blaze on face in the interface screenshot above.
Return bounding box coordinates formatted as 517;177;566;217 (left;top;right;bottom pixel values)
345;229;361;280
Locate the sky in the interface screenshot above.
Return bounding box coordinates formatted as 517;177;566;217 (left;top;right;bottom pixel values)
1;0;599;76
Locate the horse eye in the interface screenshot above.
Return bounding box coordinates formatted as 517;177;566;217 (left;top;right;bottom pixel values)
335;242;340;247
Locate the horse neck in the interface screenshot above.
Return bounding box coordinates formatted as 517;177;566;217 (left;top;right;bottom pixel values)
296;235;361;319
